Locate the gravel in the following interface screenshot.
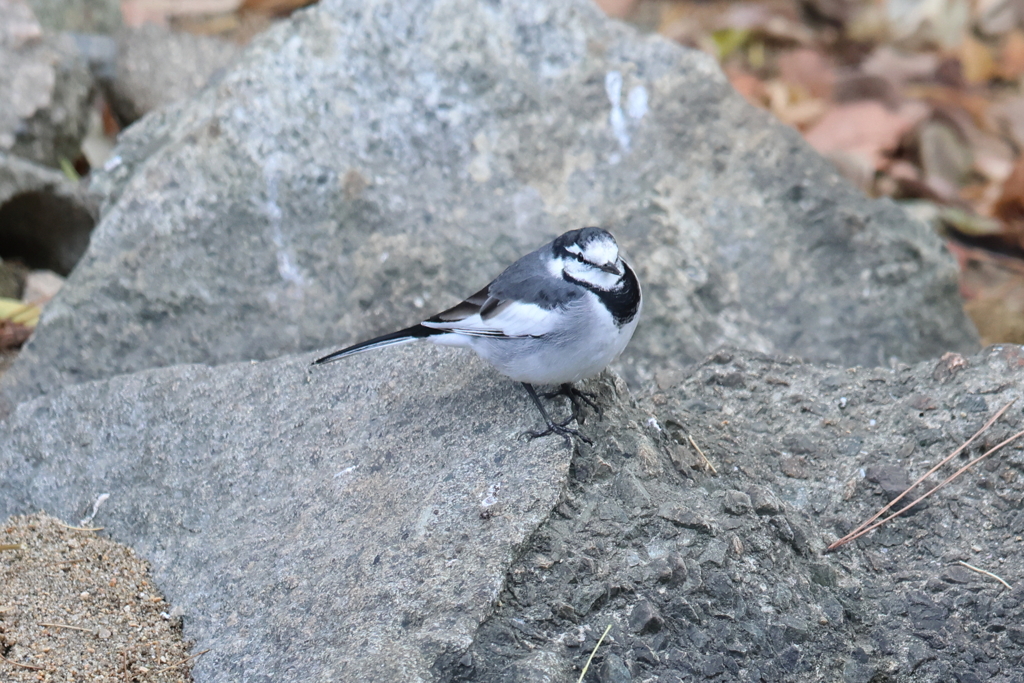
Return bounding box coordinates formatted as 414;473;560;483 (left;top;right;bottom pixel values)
1;513;194;682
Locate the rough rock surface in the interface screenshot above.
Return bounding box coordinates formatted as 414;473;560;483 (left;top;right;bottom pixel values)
25;0;121;34
0;0;978;409
454;346;1024;682
0;0;94;169
0;344;570;681
0;152;98;274
104;24;242;125
3;339;1023;681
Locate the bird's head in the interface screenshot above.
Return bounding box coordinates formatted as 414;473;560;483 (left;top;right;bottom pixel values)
552;227;625;290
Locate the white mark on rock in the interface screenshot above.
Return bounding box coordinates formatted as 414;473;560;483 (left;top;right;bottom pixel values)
481;483;501;508
605;71;629;152
605;72;649;160
80;493;110;527
334;465;358;479
627;85;649;120
264;162;306;293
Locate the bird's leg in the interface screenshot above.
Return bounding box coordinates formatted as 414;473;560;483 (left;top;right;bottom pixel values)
542;383;604;421
521;383;592;445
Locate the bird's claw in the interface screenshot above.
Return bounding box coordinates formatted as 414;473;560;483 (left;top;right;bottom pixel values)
523;420;593;446
542;384;604;421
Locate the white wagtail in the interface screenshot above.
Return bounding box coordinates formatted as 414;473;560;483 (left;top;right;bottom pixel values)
314;227;642;442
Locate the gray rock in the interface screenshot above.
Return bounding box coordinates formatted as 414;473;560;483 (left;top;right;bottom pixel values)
598;654;632;683
460;345;1024;682
0;344;570;681
0;0;94;168
722;489;751;515
0;0;977;410
0;151;98;273
25;0;120;34
103;24;242;125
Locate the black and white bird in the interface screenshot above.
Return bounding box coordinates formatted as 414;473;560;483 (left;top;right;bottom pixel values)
313;227;642;441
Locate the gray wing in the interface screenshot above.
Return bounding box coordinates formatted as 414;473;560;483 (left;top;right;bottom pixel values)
428;245;581;325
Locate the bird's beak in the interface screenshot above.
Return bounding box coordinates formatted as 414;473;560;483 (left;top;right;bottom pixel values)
599;261;622;275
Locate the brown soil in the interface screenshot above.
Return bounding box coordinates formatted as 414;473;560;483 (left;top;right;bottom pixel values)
1;513;195;682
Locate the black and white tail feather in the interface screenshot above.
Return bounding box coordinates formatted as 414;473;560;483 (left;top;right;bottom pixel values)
314;227;642;443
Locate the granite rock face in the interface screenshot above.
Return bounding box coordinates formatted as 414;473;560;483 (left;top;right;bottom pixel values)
103;23;242;125
25;0;121;34
3;340;1023;681
0;0;977;409
0;0;94;169
455;346;1024;683
0;344;570;682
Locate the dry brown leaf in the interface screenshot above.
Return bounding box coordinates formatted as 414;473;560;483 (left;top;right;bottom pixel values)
989;97;1024;149
993;156;1024;235
0;321;31;350
960;34;998;84
592;0;641;19
887;0;970;49
886;159;922;183
725;66;768;106
777;48;834;99
931;105;1016;183
949;238;1024;344
804;100;928;169
977;0;1024;38
907;85;991;123
861;46;940;87
999;30;1024;80
780;97;829;128
121;0;242;26
832;73;898;105
969;131;1016;184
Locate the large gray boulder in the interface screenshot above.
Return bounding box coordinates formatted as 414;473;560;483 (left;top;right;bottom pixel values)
448;346;1024;682
0;0;977;410
0;344;570;681
3;338;1022;681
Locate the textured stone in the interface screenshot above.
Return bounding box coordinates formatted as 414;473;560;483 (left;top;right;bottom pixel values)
25;0;121;34
0;344;569;681
0;0;977;410
0;0;94;168
456;346;1024;682
104;24;242;124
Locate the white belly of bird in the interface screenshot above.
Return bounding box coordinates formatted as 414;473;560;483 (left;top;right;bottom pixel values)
462;296;638;385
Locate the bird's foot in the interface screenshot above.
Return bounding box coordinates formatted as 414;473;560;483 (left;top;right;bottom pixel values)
524;418;593;446
542;383;604;421
520;382;593;445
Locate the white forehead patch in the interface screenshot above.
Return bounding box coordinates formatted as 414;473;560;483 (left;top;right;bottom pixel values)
582;238;618;265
